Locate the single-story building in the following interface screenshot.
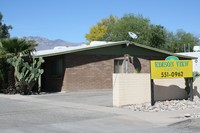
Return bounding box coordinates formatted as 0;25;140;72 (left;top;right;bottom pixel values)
177;51;200;73
33;41;195;92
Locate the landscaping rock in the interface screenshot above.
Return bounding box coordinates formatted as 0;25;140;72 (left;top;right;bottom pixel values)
123;97;200;112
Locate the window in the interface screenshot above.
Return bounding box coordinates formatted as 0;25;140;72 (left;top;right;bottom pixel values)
114;59;123;73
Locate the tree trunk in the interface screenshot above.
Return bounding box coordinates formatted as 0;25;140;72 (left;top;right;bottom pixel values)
15;81;35;95
7;65;16;94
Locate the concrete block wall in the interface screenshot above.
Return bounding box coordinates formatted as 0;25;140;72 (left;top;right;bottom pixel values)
113;74;151;107
113;74;199;107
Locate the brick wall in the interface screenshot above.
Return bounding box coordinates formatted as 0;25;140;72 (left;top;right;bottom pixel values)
62;54;115;91
42;54;151;92
61;54;151;91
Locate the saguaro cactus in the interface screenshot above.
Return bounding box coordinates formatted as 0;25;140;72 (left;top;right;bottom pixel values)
7;56;44;94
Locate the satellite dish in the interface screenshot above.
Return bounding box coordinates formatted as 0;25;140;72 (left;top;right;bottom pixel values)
128;32;138;39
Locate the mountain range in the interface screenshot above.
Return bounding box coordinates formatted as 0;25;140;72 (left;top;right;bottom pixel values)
24;36;82;50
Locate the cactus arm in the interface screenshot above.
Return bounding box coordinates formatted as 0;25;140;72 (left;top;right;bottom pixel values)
7;56;45;93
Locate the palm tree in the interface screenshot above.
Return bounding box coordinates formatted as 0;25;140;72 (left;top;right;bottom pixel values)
0;38;37;57
0;38;37;93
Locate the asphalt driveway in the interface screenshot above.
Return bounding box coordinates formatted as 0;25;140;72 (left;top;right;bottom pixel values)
33;90;113;107
0;90;200;133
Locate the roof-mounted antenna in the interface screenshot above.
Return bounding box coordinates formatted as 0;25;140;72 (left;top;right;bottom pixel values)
128;32;138;39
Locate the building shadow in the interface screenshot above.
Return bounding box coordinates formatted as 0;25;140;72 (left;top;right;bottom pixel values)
154;85;187;101
133;57;141;72
194;86;200;98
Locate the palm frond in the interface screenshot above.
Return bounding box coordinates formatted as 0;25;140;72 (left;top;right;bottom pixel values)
0;38;37;58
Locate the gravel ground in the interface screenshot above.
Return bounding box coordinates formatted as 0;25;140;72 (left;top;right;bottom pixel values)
123;97;200;113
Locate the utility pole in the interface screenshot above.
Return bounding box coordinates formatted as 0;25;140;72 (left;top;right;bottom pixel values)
188;43;190;52
184;44;186;52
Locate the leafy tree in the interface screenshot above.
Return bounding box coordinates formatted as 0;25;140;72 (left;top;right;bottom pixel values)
85;14;167;48
149;25;167;48
85;25;107;42
85;14;199;52
165;30;199;52
0;12;12;39
0;42;9;92
0;12;12;92
102;14;150;43
85;15;117;42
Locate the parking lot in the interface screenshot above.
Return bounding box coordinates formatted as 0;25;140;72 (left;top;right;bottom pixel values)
0;90;200;133
34;90;113;107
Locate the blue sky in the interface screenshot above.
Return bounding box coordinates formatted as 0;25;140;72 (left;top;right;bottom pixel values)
0;0;200;43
